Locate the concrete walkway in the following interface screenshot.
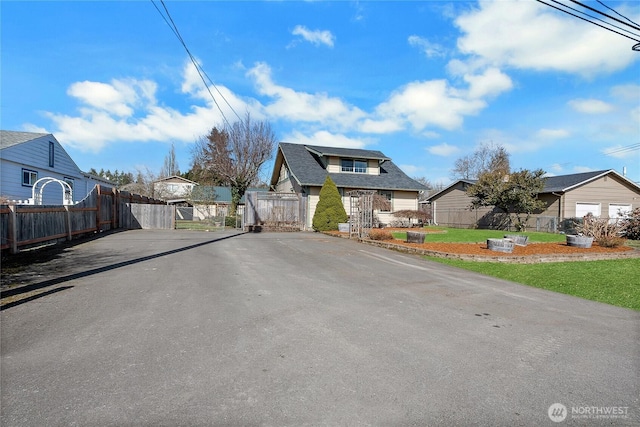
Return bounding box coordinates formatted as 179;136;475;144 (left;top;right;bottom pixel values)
1;230;638;426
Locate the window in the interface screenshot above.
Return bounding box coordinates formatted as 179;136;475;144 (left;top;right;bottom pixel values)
49;141;55;167
22;169;38;186
341;159;367;173
379;190;392;212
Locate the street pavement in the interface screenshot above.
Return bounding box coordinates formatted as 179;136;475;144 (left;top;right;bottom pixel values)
1;230;638;426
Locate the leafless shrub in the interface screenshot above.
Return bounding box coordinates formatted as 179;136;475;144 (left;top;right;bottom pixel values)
368;229;394;241
575;213;626;248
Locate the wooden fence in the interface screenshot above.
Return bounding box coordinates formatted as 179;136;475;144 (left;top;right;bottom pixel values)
1;185;171;254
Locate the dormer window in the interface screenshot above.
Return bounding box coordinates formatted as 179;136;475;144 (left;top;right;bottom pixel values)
341;159;367;173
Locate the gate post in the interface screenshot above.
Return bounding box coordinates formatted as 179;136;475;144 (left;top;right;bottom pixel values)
8;205;18;254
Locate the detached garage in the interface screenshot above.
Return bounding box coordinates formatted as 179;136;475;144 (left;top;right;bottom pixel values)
426;169;640;230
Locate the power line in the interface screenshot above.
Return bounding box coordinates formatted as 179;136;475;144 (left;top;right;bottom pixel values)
550;0;640;39
568;0;640;32
603;143;640;155
535;0;640;49
596;0;640;29
150;0;242;127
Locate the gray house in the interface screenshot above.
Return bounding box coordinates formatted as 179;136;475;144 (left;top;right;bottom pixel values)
270;142;427;228
425;169;640;230
0;130;112;204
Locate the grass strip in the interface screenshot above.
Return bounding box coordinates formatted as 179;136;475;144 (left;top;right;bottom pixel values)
426;256;640;311
392;227;566;243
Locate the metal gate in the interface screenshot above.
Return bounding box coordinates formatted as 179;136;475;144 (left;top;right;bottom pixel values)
244;191;305;231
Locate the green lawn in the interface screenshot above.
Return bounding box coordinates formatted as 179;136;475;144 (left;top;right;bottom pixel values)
391;227;565;243
175;220;223;231
427;256;640;311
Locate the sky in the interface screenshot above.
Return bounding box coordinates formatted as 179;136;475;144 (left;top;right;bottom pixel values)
2;0;639;186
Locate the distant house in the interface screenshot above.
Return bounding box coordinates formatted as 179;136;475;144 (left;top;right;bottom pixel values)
270;142;427;229
425;169;640;230
189;185;269;219
152;175;198;203
0;130;112;205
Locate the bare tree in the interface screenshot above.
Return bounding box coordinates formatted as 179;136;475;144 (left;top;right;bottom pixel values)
451;142;510;180
159;143;180;178
192;112;277;213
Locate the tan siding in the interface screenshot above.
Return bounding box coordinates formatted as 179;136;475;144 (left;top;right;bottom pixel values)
307;187;321;228
367;159;379;175
562;175;640;219
326;157;340;173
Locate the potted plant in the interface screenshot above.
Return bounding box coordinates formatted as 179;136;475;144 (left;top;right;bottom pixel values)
566;213;596;248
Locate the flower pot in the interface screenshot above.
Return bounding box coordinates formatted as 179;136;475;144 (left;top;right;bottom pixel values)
487;238;515;253
338;223;350;233
406;231;426;244
504;234;529;246
566;235;594;248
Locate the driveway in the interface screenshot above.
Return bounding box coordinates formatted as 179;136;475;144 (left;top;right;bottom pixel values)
1;230;638;426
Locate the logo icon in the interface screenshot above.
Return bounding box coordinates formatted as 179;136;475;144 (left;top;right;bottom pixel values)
548;403;567;423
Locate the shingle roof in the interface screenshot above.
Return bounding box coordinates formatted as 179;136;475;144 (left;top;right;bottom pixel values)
0;130;50;149
426;169;631;202
277;142;427;191
541;170;611;192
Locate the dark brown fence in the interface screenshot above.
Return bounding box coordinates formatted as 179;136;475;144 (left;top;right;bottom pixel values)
1;185;171;253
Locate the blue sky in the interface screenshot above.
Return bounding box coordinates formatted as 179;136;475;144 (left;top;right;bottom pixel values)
2;0;639;186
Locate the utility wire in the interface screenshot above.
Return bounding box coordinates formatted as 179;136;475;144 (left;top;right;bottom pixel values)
596;0;640;29
150;0;241;127
568;0;640;32
550;0;640;39
603;143;640;155
535;0;640;44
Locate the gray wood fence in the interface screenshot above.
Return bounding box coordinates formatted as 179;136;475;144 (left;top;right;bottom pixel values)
244;191;305;231
1;185;172;253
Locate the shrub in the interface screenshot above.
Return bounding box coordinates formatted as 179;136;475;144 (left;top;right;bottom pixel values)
312;176;348;231
575;213;625;248
621;207;640;241
368;229;394;241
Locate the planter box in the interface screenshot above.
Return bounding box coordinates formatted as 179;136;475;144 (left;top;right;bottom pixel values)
338;223;350;233
566;235;594;248
487;238;515;253
504;234;529;246
406;231;426;244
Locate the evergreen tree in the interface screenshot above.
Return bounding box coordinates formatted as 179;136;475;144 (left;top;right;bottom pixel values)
312;176;348;231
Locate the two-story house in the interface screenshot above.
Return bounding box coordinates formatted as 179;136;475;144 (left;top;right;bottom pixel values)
270;142;427;229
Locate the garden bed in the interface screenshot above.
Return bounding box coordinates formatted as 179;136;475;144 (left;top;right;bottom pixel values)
326;231;639;263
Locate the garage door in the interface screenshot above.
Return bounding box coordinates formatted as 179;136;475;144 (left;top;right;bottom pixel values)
575;202;601;218
609;203;632;223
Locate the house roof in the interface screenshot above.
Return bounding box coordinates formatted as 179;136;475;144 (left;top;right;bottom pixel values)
153;175;198;185
272;142;427;192
1;130;51;149
424;169;640;202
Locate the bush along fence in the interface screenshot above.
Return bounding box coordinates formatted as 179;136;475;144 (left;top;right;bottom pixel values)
1;185;171;254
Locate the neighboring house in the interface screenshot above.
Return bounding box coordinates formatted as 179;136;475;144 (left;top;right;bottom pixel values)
0;130;113;205
270;142;427;229
425;169;640;230
190;185;269;219
153;175;198;203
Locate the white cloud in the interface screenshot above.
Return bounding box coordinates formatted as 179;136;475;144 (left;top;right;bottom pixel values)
291;25;335;48
536;128;570;139
408;35;445;58
602;144;636;159
455;0;637;76
463;67;513;99
359;118;403;134
573;166;595;173
611;84;640;102
247;62;365;129
374;79;486;131
398;164;425;176
427;143;460;157
568;98;614;114
66;79;156;118
283;130;367;149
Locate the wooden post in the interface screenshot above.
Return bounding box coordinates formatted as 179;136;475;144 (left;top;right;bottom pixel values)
64;206;72;241
95;185;101;232
8;205;18;254
111;187;117;229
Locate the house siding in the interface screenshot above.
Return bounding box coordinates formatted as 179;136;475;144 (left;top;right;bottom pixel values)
1;134;108;204
561;175;638;219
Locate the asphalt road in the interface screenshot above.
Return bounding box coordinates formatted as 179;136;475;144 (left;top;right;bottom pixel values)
1;230;638;426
